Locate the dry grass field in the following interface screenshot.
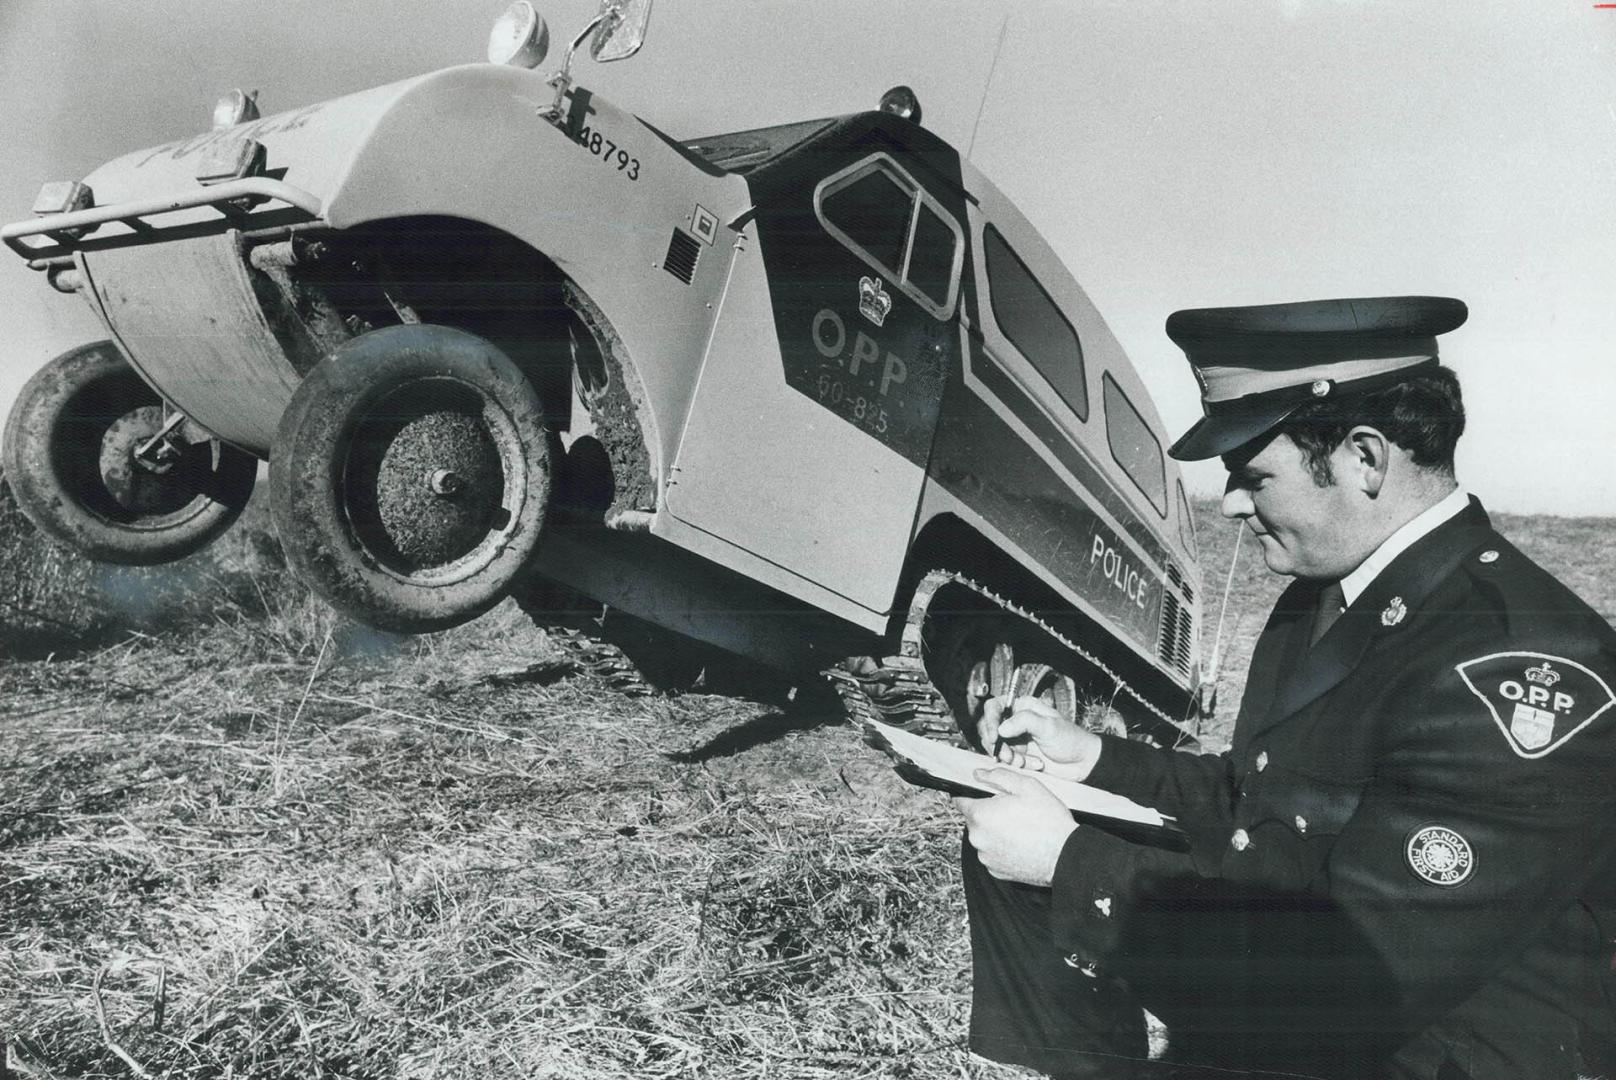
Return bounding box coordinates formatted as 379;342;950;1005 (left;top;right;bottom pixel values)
1;484;1611;1079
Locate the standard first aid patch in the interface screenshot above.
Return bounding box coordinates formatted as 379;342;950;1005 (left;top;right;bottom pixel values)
1406;824;1474;887
1455;652;1616;759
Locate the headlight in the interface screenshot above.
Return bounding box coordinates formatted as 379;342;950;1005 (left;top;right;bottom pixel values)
196;136;266;185
32;180;94;216
488;1;549;68
212;89;261;131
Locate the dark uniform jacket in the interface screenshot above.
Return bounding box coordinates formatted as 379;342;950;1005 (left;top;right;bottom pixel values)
1054;500;1616;1079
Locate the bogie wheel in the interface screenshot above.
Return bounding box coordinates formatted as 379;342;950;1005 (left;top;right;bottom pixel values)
928;617;1027;749
270;324;552;633
1009;662;1079;725
1012;659;1130;738
1;340;256;565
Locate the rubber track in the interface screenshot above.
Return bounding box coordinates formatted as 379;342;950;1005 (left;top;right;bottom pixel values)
544;625;657;696
825;568;1186;744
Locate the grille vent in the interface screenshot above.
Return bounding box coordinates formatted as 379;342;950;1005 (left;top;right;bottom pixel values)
663;228;700;284
1165;561;1195;605
1157;591;1195;679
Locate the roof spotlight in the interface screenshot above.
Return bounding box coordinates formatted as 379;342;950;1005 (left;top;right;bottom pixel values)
488;1;550;68
878;86;922;125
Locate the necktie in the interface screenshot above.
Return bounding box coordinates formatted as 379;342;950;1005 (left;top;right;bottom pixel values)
1311;581;1346;646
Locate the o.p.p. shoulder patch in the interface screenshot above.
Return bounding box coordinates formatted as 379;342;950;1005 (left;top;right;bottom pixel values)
1455;652;1616;759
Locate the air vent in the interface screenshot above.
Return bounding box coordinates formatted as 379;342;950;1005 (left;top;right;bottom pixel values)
1165;561;1194;605
1157;591;1195;680
663;228;700;284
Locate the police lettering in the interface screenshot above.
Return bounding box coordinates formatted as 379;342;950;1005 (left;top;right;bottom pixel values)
1090;536;1148;609
811;308;909;396
1498;680;1575;713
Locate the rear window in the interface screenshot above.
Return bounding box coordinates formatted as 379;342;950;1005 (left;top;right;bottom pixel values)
907;203;956;308
1104;374;1166;516
983;226;1087;421
814;155;963;320
819;169;911;272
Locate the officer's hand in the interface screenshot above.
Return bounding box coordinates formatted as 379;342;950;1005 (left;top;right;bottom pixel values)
955;768;1078;887
977;696;1102;782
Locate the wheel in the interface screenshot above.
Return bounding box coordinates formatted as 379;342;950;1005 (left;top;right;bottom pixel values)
0;340;256;565
269;324;552;633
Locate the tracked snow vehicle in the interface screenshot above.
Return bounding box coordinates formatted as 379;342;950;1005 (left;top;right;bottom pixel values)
2;1;1203;743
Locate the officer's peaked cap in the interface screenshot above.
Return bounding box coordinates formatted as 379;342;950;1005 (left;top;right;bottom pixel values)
1167;295;1468;461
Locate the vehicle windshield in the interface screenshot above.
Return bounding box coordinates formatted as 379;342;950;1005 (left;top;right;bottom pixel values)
682;118;837;174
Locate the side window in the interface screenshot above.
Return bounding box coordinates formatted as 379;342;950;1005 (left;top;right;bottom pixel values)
983;226;1087;421
815;155;963;319
1177;481;1198;556
1103;374;1167;517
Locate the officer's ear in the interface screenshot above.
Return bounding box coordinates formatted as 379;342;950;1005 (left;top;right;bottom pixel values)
1344;425;1392;497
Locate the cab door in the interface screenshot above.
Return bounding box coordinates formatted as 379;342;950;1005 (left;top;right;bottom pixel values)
667;145;967;614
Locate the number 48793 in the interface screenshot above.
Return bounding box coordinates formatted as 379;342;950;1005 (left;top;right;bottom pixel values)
575;125;640;181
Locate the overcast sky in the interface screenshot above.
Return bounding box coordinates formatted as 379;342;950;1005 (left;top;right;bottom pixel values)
2;0;1613;514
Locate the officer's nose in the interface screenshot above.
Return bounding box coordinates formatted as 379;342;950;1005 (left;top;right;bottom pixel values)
1221;480;1253;520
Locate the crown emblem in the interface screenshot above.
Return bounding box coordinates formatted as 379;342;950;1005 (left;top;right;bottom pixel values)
1380;596;1406;627
1525;661;1561;687
858;275;892;327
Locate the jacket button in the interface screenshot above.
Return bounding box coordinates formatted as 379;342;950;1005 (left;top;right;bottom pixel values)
1294;815;1309;834
1064;954;1099;978
1230;828;1251;851
1255;752;1269;772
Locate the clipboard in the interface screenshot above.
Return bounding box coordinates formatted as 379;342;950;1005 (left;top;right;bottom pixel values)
863;718;1190;852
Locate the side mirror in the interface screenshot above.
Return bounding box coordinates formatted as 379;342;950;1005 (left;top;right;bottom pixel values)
590;0;652;62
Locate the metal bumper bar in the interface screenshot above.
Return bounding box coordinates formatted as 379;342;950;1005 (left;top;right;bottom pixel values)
1;178;324;258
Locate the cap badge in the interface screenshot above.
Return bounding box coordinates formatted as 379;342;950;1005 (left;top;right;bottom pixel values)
1380;596;1407;627
1310;379;1332;397
1405;824;1474;887
1478;550;1499;564
858;275;892;328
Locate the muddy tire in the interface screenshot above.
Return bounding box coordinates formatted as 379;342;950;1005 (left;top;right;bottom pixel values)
269;324;552;633
0;340;256;565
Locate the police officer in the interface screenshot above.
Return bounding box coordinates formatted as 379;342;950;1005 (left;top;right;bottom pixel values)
956;296;1616;1079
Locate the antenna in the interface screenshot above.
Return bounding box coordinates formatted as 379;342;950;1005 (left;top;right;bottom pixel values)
967;13;1009;162
1200;522;1246;715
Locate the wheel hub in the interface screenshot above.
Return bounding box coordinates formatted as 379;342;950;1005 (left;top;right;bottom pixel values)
429;469;464;497
99;407;203;515
360;408;506;571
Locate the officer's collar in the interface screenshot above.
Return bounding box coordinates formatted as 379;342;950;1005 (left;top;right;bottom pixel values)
1340;486;1471;606
1259;497;1494;727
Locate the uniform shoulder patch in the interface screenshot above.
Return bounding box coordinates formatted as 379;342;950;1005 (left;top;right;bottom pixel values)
1406;824;1474;887
1455;652;1616;759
